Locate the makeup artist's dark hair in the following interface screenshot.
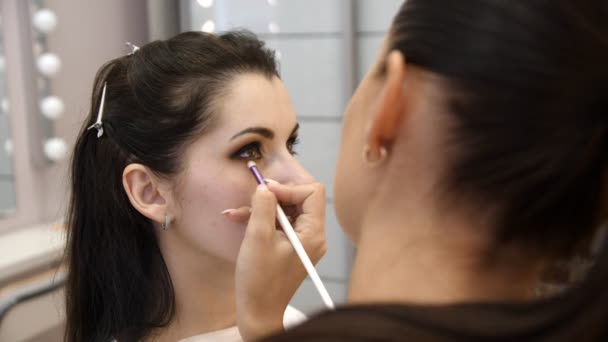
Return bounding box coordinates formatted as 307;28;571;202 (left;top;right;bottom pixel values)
64;31;278;342
384;0;608;338
387;0;608;259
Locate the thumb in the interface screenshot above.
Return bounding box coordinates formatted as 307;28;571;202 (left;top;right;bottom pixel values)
246;185;278;240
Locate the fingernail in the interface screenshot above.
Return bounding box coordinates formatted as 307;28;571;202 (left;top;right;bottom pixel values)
221;209;236;215
257;184;269;191
264;178;279;184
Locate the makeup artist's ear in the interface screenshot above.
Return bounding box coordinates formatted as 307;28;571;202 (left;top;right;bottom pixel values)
123;164;169;224
366;50;407;151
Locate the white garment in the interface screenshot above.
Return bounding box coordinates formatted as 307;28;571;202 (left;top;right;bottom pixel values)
178;305;306;342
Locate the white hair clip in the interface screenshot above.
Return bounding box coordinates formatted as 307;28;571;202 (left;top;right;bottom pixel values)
125;42;140;55
87;82;107;138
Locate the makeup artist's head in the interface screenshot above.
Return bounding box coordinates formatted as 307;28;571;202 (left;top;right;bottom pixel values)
65;31;311;342
336;0;607;271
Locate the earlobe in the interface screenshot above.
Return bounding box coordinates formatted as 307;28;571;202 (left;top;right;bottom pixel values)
122;164;168;225
366;50;407;152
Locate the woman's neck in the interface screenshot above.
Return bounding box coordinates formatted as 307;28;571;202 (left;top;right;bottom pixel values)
148;238;238;342
348;196;542;306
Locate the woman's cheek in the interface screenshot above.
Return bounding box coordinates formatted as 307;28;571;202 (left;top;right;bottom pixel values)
216;174;256;208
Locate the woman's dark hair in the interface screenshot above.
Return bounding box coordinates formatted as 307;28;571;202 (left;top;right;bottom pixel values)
65;31;278;342
387;0;608;259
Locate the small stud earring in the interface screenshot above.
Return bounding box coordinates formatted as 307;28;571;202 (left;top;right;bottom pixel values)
362;145;388;165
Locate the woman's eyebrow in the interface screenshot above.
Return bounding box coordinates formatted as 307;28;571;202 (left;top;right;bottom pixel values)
229;123;299;141
230;127;274;141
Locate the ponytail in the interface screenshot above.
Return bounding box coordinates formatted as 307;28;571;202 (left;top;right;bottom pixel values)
64;59;175;342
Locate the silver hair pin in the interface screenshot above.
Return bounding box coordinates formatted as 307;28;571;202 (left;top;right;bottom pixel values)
125;42;140;55
87;82;107;138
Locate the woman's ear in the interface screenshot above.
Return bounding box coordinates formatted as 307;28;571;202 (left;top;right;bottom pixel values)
122;164;170;225
366;50;408;152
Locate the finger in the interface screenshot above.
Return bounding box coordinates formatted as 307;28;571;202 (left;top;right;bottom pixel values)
266;182;324;209
246;185;278;240
221;206;252;223
268;183;326;219
298;183;326;217
269;184;326;239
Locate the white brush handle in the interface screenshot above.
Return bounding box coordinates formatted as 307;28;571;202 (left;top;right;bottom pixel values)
276;205;335;309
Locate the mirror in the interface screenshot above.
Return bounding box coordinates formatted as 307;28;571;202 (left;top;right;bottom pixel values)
0;9;17;217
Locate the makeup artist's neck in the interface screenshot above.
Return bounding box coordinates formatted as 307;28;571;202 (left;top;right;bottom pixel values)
149;240;237;342
348;191;541;306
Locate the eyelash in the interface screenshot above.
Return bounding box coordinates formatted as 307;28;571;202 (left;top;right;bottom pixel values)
288;137;300;155
232;136;300;160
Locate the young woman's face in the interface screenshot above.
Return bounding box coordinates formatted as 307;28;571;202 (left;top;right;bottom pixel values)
168;73;313;263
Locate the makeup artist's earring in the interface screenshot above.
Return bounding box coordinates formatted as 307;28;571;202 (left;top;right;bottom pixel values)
162;215;172;230
362;145;388;165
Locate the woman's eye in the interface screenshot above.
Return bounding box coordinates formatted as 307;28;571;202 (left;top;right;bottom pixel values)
232;142;263;160
287;136;300;156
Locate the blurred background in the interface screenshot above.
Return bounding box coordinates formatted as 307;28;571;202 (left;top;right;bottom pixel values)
0;0;402;340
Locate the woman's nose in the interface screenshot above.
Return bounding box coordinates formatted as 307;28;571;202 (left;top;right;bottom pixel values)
269;156;315;185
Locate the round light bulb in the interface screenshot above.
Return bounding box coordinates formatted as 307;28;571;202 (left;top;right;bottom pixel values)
268;0;278;6
4;139;13;157
40;96;65;120
44;137;67;161
33;9;58;33
201;20;216;33
197;0;214;8
37;53;61;76
1;99;9;114
268;22;280;33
